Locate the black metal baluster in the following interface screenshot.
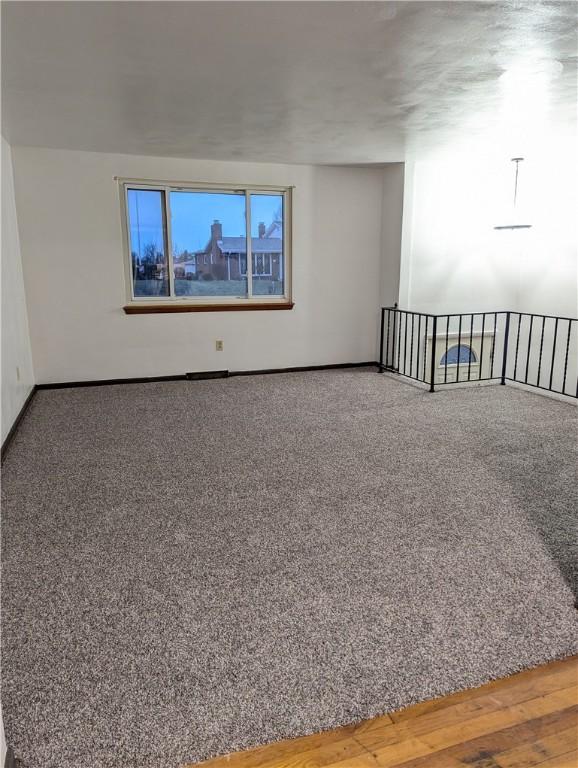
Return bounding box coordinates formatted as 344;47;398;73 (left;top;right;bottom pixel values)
409;312;415;377
388;308;393;368
444;316;450;383
456;314;463;382
416;314;422;380
396;310;402;372
537;316;546;387
403;312;409;375
501;312;511;385
479;313;486;381
430;315;437;392
397;311;403;374
491;312;498;378
392;309;398;371
525;314;534;384
467;313;474;381
379;308;385;370
423;315;429;381
386;309;392;369
513;313;522;381
562;319;572;394
549;317;558;391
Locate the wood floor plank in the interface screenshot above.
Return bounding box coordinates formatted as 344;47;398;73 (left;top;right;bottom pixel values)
195;718;392;768
350;714;396;736
358;689;577;766
354;665;578;745
536;751;578;768
321;753;382;768
195;657;578;768
246;736;372;768
494;726;578;768
199;734;373;768
389;657;578;724
389;707;578;768
196;724;369;768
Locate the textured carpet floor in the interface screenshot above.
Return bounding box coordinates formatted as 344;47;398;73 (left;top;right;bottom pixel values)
2;369;577;768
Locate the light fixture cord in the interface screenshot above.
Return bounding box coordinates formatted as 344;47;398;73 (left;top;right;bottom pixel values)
511;157;524;208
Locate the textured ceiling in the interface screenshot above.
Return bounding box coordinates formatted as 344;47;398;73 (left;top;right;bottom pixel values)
2;1;576;164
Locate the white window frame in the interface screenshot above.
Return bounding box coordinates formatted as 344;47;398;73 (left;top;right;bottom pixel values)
119;178;292;306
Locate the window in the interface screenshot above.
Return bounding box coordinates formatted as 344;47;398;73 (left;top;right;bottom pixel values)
127;189;169;298
122;181;292;311
440;344;478;366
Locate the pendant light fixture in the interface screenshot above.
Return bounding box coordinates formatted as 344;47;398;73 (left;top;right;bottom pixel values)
494;157;532;230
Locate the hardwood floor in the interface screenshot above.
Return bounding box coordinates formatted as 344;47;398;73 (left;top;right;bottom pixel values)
194;656;578;768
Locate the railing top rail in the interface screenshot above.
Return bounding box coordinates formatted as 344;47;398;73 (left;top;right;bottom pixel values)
381;307;510;318
380;308;433;318
511;311;578;322
381;307;578;323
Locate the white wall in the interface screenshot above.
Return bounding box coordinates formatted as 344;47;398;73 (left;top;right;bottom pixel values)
11;147;396;384
397;138;577;394
379;163;404;309
399;142;577;317
1;136;35;443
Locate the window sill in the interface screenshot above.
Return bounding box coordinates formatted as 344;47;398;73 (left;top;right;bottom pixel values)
123;301;294;314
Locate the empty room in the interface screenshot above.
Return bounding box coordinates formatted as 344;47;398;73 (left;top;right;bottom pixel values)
1;2;577;767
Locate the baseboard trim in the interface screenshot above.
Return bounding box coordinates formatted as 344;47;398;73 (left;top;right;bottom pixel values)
36;374;188;390
4;746;21;768
1;385;37;464
229;362;378;377
35;363;379;391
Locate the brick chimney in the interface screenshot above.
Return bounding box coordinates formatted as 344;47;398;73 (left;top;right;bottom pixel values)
211;220;223;242
258;221;266;239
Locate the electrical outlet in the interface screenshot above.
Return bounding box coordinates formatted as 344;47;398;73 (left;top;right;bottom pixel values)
215;340;224;352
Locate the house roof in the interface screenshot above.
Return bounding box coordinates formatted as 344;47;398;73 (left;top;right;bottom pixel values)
217;237;282;254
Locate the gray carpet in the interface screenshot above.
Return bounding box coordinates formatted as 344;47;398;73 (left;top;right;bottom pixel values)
2;369;577;768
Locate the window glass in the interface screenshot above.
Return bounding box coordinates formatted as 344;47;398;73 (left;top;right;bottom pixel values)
127;189;169;297
170;191;247;297
250;194;284;296
441;344;478;366
124;183;289;304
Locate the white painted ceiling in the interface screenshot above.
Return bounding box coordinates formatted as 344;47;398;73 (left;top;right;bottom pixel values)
2;1;576;164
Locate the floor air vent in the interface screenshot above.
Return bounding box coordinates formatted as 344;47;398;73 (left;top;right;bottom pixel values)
185;370;229;381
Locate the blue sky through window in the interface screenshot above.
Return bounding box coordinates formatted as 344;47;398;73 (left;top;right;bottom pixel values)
170;192;246;254
127;189;165;258
250;194;282;238
127;189;282;259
